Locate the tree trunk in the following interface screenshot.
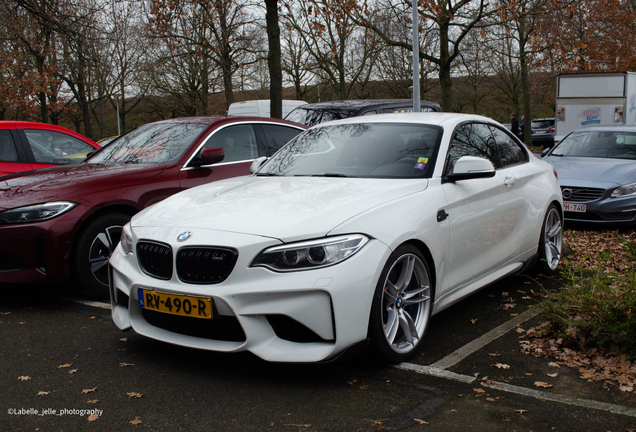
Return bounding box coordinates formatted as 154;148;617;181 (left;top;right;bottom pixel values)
266;0;283;118
438;22;453;112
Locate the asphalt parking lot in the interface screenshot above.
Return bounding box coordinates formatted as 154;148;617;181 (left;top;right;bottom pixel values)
2;273;636;431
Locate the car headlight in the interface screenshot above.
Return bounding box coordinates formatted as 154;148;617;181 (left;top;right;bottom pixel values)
0;201;78;224
250;234;369;272
611;182;636;198
120;222;133;254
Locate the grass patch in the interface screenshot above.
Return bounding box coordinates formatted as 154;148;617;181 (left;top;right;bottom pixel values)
537;230;636;357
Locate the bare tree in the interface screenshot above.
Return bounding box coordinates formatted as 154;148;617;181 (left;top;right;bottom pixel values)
354;0;493;112
282;0;381;100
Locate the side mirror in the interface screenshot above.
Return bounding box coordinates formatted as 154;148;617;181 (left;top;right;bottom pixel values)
444;156;495;182
541;148;551;157
250;156;267;174
201;147;225;166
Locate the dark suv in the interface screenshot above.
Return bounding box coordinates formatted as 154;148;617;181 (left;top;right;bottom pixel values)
284;99;442;127
531;117;556;148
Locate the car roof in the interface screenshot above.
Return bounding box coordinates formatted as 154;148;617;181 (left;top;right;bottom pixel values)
130;116;306;129
309;112;496;128
532;118;554;121
294;99;440;112
573;124;636;133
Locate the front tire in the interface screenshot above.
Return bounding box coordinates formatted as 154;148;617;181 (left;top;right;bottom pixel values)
72;213;130;299
536;204;562;275
369;245;432;363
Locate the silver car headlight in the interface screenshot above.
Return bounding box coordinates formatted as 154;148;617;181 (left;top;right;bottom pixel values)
0;201;78;224
120;222;133;254
611;182;636;198
250;234;369;272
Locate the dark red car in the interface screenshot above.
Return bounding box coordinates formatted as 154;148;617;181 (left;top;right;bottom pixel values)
0;116;306;298
0;121;100;176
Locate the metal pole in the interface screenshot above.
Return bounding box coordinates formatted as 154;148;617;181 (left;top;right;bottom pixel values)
412;0;420;113
116;96;121;136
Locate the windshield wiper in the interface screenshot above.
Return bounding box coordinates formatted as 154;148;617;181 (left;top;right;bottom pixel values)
255;172;279;176
313;173;348;177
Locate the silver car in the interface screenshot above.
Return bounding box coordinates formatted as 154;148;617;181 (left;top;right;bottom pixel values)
542;125;636;226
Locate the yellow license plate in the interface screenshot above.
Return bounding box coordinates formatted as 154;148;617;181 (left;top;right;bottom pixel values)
138;288;213;319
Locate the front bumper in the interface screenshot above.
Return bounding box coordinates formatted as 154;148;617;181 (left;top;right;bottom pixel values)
563;195;636;225
0;212;81;284
109;226;390;362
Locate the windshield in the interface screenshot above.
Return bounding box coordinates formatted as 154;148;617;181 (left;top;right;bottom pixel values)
531;119;554;129
257;123;442;178
87;122;208;164
284;107;349;126
551;130;636;159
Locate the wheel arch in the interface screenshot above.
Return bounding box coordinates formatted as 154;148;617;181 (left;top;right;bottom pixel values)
398;238;437;301
70;205;138;257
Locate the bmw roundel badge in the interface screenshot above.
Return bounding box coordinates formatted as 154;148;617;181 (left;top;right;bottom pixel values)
177;231;192;242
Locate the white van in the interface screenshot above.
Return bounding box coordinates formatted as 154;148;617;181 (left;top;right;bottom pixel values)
228;100;308;118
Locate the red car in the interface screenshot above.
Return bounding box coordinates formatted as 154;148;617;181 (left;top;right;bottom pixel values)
0;121;100;176
0;116;305;298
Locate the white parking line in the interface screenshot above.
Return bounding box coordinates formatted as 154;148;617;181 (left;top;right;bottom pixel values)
430;307;539;370
55;295;111;310
395;307;636;417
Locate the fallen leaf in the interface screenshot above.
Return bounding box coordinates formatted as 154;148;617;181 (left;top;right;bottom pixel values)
516;327;525;333
502;292;509;297
18;376;30;381
534;381;553;388
451;409;457;413
473;388;486;394
37;391;49;396
515;409;529;414
88;415;98;422
69;369;78;374
89;316;95;320
548;362;560;368
359;385;368;390
414;419;428;424
130;417;142;425
488;353;501;357
503;303;516;310
492;363;510;369
119;363;134;367
127;392;143;399
471;319;478;324
18;322;25;324
510;313;519;316
119;338;128;342
58;364;72;368
87;400;99;404
82;387;97;394
0;312;10;315
486;397;495;402
547;373;558;378
620;386;634;392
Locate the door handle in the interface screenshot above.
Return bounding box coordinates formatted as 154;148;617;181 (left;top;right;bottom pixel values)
504;176;516;187
437;209;449;222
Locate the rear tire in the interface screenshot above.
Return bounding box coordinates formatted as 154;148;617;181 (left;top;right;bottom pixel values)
536;204;562;275
72;213;130;299
368;245;432;363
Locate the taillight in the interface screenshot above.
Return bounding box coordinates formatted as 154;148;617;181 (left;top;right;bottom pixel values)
549;126;555;132
553;169;558;179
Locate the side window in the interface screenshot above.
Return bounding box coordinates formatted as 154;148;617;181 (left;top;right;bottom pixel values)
446;123;500;174
260;125;303;155
0;130;19;162
24;130;95;162
205;125;258;162
490;126;528;167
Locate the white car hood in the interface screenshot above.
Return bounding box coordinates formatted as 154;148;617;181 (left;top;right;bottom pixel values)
133;176;428;241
